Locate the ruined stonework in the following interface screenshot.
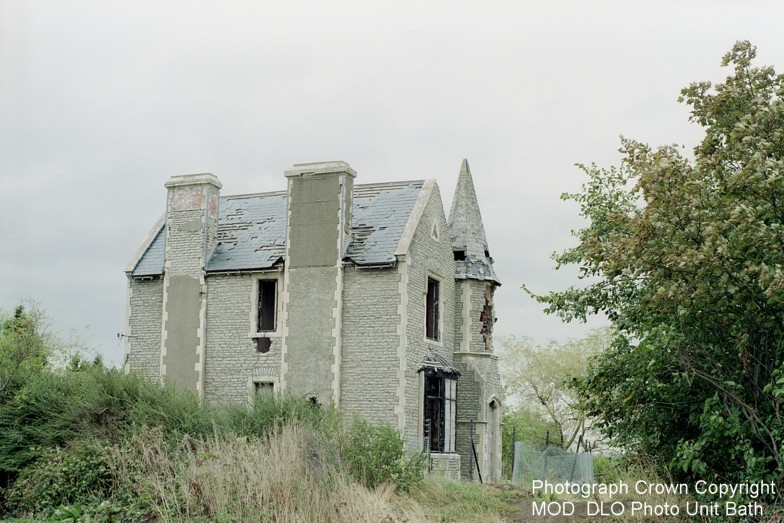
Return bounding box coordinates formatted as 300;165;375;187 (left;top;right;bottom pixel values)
125;159;503;482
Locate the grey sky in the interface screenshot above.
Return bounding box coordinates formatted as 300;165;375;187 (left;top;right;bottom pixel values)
2;1;783;365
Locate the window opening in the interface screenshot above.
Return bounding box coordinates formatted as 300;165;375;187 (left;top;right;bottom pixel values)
258;280;277;332
426;278;440;341
255;382;274;400
424;371;457;453
453;250;466;261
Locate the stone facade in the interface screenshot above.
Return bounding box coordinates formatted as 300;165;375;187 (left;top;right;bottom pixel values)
124;278;163;381
125;160;503;482
203;273;284;404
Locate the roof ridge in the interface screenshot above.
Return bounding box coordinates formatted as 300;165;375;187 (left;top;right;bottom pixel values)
221;190;287;200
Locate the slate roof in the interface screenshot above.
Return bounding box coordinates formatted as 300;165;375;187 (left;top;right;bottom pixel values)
448;159;500;285
419;349;460;376
131;224;166;278
208;191;288;272
129;180;425;277
345;181;423;265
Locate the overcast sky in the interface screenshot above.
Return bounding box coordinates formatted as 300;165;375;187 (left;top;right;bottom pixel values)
2;1;783;366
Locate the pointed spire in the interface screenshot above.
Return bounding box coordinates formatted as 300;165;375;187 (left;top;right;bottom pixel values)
448;159;500;285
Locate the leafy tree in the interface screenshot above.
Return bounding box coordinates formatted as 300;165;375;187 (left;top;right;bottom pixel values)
0;305;49;402
500;329;610;451
529;41;784;485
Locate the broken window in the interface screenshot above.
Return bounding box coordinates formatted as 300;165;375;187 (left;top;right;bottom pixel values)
254;381;274;400
257;279;277;332
424;371;457;453
453;250;466;261
479;286;495;351
426;278;440;341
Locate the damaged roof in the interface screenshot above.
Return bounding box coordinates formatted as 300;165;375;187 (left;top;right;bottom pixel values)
345;180;423;265
448;159;500;285
129;180;425;277
208;191;288;272
419;349;460;376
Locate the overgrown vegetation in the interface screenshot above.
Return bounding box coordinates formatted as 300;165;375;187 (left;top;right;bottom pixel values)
0;361;430;520
528;41;784;497
0;304;515;521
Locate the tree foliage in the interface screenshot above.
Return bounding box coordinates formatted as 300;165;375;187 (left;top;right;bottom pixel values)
500;329;610;451
530;41;784;485
0;305;49;403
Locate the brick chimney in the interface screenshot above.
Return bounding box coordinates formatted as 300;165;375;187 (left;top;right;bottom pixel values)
160;173;222;395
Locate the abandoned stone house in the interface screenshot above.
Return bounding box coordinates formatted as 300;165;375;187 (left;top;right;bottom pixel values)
123;159;502;481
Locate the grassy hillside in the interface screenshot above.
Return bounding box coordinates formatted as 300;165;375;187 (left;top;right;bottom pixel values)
0;361;513;522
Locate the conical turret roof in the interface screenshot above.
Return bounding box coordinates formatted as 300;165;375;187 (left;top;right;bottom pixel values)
447;159;500;285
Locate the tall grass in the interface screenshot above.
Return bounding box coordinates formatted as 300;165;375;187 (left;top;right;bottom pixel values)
0;364;517;522
0;365;436;521
115;424;419;522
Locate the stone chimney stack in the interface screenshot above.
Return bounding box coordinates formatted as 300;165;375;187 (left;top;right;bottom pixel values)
161;173;222;395
280;161;355;405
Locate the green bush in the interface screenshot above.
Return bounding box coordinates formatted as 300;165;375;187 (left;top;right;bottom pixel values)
342;417;424;492
4;441;114;516
0;364;215;476
0;362;430;518
0;368;103;474
215;393;339;438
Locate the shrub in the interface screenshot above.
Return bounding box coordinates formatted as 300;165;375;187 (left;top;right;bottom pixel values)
0;368;104;474
215;393;339;438
0;364;214;476
342;417;424;492
4;441;115;517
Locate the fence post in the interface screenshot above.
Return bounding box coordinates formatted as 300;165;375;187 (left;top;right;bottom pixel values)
569;434;583;482
511;441;523;484
510;426;517;483
469;419;474;482
424;419;432;473
543;430;549;480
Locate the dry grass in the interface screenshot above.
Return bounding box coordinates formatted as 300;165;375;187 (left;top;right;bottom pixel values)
115;424;432;522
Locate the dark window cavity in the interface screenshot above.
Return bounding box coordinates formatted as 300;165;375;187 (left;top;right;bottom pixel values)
255;381;274;399
453;250;466;261
423;371;457;453
258;280;277;332
426;278;440;341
